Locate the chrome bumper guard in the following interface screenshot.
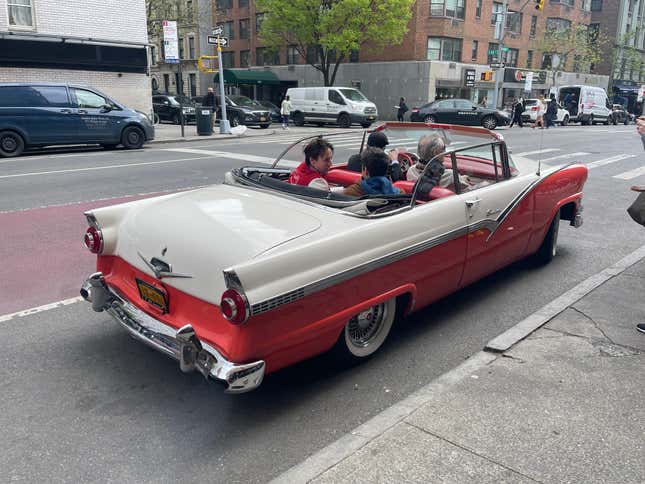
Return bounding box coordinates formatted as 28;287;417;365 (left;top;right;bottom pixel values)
80;272;265;393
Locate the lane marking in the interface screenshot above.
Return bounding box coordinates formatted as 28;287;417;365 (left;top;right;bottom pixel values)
613;165;645;180
587;154;637;169
539;152;589;162
0;155;212;179
0;297;83;323
0;149;145;164
514;148;560;157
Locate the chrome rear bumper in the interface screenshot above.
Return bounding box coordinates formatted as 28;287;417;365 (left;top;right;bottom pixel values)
80;272;265;393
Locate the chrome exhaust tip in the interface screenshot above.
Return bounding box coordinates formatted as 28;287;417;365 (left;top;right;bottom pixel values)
80;272;108;312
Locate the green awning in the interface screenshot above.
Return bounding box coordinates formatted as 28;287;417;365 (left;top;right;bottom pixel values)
220;69;281;85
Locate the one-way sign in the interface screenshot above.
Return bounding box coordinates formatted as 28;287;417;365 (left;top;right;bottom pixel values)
208;36;228;46
212;26;223;35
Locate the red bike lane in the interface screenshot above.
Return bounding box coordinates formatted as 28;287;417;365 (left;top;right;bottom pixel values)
0;193;164;316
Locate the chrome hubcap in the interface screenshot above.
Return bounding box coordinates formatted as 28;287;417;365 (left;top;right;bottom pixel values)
347;303;386;348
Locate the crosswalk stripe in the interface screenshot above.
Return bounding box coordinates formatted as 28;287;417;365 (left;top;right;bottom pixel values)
613;165;645;180
514;148;560;157
540;152;589;162
587;154;637;169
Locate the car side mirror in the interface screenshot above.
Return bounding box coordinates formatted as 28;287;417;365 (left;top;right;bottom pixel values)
100;104;113;112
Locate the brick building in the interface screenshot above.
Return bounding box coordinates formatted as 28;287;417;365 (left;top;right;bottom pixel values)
0;0;151;113
211;0;608;114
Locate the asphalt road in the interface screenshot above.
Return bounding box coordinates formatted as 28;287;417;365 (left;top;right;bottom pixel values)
1;123;644;483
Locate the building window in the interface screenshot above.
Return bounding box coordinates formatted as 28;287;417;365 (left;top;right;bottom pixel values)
349;49;359;62
546;18;571;34
150;45;157;64
186;0;193;15
475;0;482;19
256;13;265;33
306;46;320;64
189;73;196;97
179;37;185;59
240;50;250;67
487;42;499;64
426;37;462;62
506;11;522;34
268;50;280;65
553;0;574;6
163;74;170;93
429;0;465;19
188;37;195;59
589;23;600;42
239;19;249;39
471;40;478;61
8;0;33;27
256;48;266;66
221;51;234;68
505;48;518;67
239;0;249;7
222;21;234;40
287;45;299;64
216;0;232;10
526;50;533;68
590;0;602;10
491;2;503;26
530;15;537;38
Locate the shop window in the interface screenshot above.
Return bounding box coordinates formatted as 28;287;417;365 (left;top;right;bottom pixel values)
239;19;249;39
426;37;462;62
8;0;33;27
429;0;465;19
240;50;250;67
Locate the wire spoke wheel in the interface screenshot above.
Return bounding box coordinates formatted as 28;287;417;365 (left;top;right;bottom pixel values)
337;298;396;360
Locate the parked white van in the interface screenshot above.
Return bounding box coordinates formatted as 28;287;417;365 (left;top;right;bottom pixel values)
557;85;612;125
286;87;378;128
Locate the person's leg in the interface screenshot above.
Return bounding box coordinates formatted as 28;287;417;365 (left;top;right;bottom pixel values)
285;115;289;129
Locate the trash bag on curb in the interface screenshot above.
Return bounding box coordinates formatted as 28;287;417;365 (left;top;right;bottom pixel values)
230;125;247;136
627;191;645;226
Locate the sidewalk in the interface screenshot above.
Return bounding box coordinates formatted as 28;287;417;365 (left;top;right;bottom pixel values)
149;122;277;144
274;247;645;484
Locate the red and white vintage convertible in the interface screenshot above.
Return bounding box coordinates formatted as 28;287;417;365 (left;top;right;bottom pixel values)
80;122;587;393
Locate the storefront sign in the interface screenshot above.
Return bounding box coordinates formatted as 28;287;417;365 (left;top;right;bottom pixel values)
638;85;645;102
504;68;546;84
464;69;476;87
524;72;534;92
163;20;179;64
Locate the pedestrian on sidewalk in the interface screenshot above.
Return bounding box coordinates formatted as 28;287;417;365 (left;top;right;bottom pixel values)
533;96;545;129
280;95;292;130
545;93;558;128
632;116;645;333
509;97;524;128
395;97;408;122
202;87;215;107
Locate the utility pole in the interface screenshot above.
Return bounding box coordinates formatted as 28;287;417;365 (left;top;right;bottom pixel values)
176;0;185;137
216;35;231;134
492;0;508;110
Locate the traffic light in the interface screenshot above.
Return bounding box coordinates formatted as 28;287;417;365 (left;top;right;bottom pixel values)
535;0;544;10
480;71;493;81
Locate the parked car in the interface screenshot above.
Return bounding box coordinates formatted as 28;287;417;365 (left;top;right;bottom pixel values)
152;94;196;124
80;122;587;393
610;104;633;125
0;83;153;157
286;87;378;128
521;99;570;125
409;98;510;129
256;100;281;123
557;85;612;125
215;95;271;128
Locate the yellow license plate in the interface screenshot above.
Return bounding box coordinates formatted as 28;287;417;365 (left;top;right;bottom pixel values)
136;278;168;313
367;116;375;120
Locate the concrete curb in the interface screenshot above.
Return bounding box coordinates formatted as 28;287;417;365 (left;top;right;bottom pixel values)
148;128;277;145
270;242;645;484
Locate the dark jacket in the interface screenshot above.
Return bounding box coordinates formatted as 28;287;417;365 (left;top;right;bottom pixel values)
202;92;216;107
416;159;445;201
546;99;558;119
346;154;403;181
397;102;408;118
513;101;524;120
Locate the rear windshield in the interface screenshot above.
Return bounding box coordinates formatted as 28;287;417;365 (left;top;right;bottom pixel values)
0;85;70;107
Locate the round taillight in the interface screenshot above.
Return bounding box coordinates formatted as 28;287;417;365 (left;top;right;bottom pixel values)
84;226;103;254
220;288;248;324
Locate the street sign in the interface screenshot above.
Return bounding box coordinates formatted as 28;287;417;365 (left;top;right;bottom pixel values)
212;26;223;35
524;71;534;92
207;36;228;46
464;69;476;87
490;63;505;69
162;20;179;64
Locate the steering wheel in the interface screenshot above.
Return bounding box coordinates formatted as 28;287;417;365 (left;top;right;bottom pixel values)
397;152;419;172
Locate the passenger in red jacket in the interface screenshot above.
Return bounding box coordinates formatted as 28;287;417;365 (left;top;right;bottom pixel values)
289;138;335;190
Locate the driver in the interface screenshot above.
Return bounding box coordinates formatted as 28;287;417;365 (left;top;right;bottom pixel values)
289;138;336;190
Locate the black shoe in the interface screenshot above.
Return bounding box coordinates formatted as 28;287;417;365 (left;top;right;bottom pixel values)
637;323;645;333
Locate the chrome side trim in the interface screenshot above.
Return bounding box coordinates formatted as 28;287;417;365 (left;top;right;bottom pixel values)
249;225;468;316
81;274;265;393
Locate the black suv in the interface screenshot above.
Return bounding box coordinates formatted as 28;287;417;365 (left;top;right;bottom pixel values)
215;95;271;129
152;94;196;124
